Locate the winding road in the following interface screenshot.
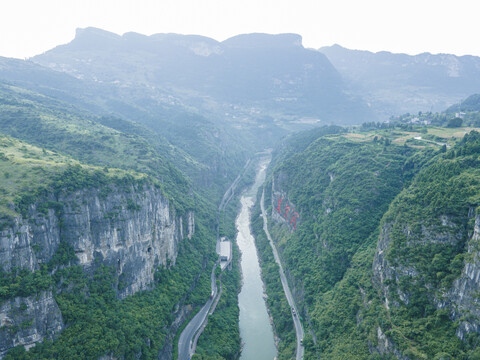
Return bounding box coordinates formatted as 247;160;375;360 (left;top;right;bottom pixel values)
178;158;252;360
261;189;305;360
177;265;218;360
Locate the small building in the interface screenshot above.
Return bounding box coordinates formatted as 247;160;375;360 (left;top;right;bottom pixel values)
220;241;231;261
220;240;232;270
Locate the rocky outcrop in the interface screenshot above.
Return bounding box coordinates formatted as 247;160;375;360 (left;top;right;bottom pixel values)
374;215;467;304
0;292;63;358
372;212;479;358
270;176;300;231
0;183;194;356
446;215;480;339
158;304;194;360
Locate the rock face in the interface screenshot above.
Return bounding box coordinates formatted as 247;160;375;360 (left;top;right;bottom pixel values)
0;183;194;356
270;175;300;231
0;292;64;359
447;215;480;339
372;212;480;357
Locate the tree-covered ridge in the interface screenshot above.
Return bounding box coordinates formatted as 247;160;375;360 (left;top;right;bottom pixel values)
0;83;196;211
447;94;480;113
270;137;415;296
0;132;154;218
0;85;227;358
0;53;254;203
0;131;220;359
369;131;480;359
263;130;430;358
263;127;480;359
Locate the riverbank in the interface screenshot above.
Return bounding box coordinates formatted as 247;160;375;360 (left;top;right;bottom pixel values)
237;157;277;360
250;192;297;360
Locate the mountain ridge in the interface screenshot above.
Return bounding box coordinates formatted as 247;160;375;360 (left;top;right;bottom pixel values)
319;43;480;118
31;27;373;125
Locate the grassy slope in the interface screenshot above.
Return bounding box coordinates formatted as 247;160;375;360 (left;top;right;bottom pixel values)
0;82;195;212
0;133;148;216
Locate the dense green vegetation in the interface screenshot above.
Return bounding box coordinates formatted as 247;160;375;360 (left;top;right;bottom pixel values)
0;136;219;358
251;192;296;360
0;83;197;212
4;226;214;360
266;138;417;359
0;79;232;358
260;127;480;359
0;132;153;217
194;245;241;360
5;59;480;359
447;94;480;113
371;132;480;359
0;240;76;303
270;137;415;295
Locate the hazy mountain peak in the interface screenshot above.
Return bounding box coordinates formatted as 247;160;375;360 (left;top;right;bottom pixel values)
148;33;221;56
29;27;372;124
319;44;480;117
75;27;120;38
122;31;149;41
222;33;302;49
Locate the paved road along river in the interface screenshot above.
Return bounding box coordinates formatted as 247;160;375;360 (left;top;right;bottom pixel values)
261;190;304;360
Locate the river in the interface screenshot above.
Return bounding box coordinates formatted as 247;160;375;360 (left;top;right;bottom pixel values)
236;156;277;360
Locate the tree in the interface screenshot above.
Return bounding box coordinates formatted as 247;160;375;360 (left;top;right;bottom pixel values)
447;117;463;128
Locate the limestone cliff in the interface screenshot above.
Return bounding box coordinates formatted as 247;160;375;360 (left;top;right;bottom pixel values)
372;211;478;358
270;175;300;231
0;182;194;356
446;214;480;340
0;292;63;359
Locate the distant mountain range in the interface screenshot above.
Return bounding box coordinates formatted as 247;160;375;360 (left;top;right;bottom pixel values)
2;28;480;126
319;44;480;118
31;27;372;125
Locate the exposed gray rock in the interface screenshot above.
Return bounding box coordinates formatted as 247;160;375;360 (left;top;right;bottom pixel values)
374;326;409;360
0;183;194;356
0;292;64;359
374;216;464;311
446;215;480;339
372;212;479;358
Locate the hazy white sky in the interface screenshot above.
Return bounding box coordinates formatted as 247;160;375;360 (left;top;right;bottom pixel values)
1;0;479;59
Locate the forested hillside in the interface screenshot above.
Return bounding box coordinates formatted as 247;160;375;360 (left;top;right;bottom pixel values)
0;74;242;358
4;23;480;360
0;59;252;202
260;125;480;359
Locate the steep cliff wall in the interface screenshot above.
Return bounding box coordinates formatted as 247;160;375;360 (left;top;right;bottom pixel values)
262;129;480;359
0;182;194;356
271;175;300;231
371;151;480;358
446;214;480;340
264;138;414;359
0;292;63;359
